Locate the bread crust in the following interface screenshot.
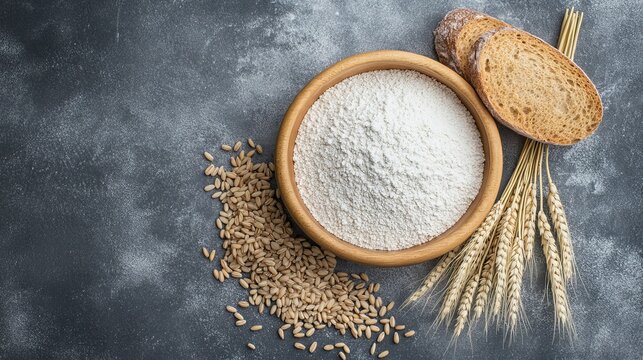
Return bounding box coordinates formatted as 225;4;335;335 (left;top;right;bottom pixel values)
468;28;604;145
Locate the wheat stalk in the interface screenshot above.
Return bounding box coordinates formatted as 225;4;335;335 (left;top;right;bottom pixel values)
492;186;522;317
545;147;576;283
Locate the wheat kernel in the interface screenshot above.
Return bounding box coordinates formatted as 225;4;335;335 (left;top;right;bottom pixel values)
377;332;385;343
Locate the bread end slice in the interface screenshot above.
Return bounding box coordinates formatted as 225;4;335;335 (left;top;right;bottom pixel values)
469;29;603;145
434;8;483;76
434;8;507;79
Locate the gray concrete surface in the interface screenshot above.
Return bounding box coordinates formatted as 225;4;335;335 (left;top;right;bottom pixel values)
1;1;641;359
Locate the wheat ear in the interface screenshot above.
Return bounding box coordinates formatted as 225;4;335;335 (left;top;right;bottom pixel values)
506;226;526;339
404;247;460;306
437;201;503;324
538;210;574;337
523;182;537;266
545;146;576;282
453;272;480;337
547;182;576;283
472;234;498;323
492;187;522;317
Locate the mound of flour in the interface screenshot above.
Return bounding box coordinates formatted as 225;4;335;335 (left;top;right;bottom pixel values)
293;70;484;250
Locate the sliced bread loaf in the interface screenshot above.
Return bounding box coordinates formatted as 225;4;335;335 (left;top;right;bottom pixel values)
434;8;508;79
469;28;603;145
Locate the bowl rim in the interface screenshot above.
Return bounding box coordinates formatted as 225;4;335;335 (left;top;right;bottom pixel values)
275;50;502;267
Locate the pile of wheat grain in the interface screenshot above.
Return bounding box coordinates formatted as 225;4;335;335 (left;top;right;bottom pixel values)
200;140;413;357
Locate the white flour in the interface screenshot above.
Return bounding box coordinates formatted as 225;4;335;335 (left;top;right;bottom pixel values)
294;70;484;250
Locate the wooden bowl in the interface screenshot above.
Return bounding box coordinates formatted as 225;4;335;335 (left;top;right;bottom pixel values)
275;50;502;267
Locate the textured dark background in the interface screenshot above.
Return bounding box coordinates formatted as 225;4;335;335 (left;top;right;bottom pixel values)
1;1;641;359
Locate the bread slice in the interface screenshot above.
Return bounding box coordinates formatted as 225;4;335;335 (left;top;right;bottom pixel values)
434;8;508;79
469;29;603;145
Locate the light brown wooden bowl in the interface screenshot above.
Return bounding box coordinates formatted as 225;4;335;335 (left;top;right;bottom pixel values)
275;50;502;267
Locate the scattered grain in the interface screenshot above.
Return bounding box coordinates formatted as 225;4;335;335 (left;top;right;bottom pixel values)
377;332;385;343
200;142;415;353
